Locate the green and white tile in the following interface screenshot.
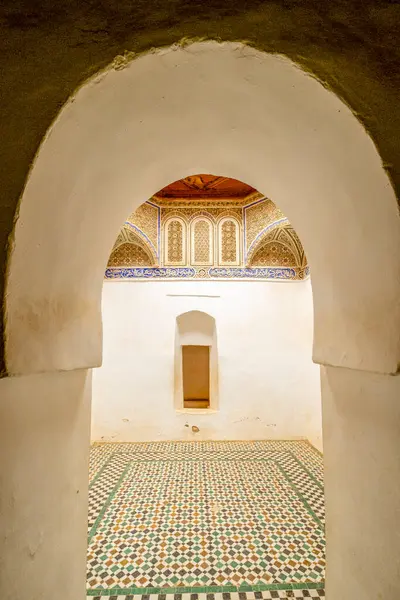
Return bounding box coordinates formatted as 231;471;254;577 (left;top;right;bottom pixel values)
87;441;325;598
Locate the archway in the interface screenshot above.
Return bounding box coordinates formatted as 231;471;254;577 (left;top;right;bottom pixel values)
4;41;400;376
1;41;400;600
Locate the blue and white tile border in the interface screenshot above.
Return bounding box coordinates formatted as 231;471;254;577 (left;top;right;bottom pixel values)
104;266;310;281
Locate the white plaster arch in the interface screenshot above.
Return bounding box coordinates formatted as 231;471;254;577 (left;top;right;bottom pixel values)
5;41;400;375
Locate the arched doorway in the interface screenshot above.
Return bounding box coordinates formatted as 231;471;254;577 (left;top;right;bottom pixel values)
89;173;324;597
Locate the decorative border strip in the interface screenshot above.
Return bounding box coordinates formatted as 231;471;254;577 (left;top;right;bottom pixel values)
104;267;309;281
208;267;296;279
146;200;162;257
87;581;325;595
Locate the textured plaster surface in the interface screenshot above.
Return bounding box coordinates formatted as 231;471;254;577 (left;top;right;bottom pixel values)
5;40;400;376
0;368;91;600
1;1;400;374
322;365;400;598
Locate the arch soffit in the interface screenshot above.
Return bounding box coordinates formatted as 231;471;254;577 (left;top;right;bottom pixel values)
4;41;400;376
250;239;298;268
123;222;158;262
247;224;306;267
246;218;290;261
108;242;154;267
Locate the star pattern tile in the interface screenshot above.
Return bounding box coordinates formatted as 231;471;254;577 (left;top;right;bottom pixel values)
87;441;325;599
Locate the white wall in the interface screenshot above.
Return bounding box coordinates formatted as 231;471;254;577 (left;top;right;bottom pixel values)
322;365;400;598
92;279;322;449
0;369;91;600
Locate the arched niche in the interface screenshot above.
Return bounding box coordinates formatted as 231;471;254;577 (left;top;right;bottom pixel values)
174;311;218;412
4;41;400;375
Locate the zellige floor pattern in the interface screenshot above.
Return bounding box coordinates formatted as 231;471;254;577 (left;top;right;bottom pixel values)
87;441;325;600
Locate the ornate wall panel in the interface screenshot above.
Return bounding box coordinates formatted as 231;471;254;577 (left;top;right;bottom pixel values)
191;218;213;265
108;242;154;267
109;227;156;266
164;218;186;266
251;241;297;267
218;218;240;265
247;224;307;269
126;202;159;252
160;206;242;223
106;186;308;281
244;199;285;253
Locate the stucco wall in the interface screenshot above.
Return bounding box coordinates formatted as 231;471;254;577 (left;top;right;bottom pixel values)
1;1;400;375
92;279;322;450
5;42;399;377
322;365;400;598
0;369;92;600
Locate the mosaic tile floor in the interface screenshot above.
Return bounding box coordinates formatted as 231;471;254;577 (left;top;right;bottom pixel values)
87;441;325;600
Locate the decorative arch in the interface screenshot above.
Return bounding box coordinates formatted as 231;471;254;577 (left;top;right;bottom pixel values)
109;226;157;266
217;216;241;266
4;41;400;376
246;218;290;263
108;243;154;267
190;216;214;266
247;223;307;269
250;241;297;268
124;221;158;263
163;217;187;266
186;210;216;224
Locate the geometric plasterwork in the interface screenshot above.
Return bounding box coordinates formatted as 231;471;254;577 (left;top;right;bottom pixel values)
108;227;156;267
126;202;159;251
251;241;298;267
247;224;308;270
164;218;186;266
218;218;240;266
107;242;154;267
161;206;243;223
244;199;285;252
190;218;213;266
105;178;309;281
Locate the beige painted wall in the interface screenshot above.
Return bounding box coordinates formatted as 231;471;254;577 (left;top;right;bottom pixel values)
322;366;400;598
0;369;91;600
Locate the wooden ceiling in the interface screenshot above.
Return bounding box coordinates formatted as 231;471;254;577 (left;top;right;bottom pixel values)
154;175;256;201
